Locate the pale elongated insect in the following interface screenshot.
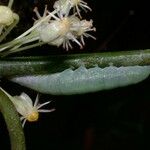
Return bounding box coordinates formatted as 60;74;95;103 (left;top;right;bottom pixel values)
10;65;150;95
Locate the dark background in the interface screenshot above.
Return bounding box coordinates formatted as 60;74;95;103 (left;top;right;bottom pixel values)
0;0;150;150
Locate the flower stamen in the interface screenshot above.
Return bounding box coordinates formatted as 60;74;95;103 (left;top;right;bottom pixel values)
71;0;92;18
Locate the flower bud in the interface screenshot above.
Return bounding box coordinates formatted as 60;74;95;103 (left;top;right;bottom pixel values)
0;5;15;26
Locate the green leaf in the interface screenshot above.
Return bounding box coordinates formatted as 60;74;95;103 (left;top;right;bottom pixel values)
0;49;150;77
0;88;26;150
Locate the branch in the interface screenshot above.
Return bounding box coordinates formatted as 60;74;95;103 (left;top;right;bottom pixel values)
8;0;14;8
0;49;150;76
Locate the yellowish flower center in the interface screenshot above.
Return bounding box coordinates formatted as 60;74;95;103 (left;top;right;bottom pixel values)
26;111;39;122
60;17;71;35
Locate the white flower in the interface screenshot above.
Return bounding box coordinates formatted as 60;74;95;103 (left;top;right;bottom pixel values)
33;7;82;49
32;4;95;50
13;93;55;127
0;87;55;127
71;19;96;45
39;17;71;43
54;0;92;18
33;6;71;42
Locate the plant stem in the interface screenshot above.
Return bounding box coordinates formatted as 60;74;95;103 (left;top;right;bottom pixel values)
8;0;14;8
0;33;38;52
0;88;26;150
2;42;44;57
0;49;150;77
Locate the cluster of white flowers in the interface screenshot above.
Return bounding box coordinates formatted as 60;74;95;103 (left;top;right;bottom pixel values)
0;0;95;55
33;0;96;50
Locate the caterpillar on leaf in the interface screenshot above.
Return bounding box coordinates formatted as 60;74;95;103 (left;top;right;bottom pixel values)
10;65;150;95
